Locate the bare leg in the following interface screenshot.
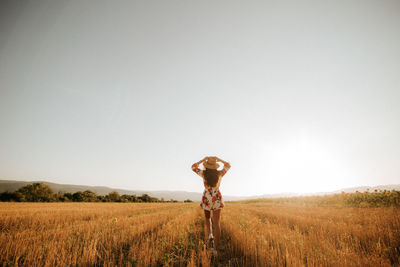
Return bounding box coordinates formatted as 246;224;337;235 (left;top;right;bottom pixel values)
204;210;212;237
212;209;221;250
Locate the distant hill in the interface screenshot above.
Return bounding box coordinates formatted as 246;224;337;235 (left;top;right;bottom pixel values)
1;180;399;202
0;180;246;202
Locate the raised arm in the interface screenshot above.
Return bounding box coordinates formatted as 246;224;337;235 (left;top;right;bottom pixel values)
215;157;230;167
193;156;208;166
191;156;208;175
216;157;231;177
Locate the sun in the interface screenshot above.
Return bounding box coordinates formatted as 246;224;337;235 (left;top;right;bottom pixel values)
257;131;351;194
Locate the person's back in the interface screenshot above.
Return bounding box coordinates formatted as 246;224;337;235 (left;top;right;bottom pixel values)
203;168;219;187
191;156;231;257
192;157;230;190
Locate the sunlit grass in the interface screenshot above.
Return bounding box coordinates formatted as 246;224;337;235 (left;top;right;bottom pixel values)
0;196;399;266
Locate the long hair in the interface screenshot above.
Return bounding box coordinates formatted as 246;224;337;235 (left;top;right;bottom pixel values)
203;168;220;187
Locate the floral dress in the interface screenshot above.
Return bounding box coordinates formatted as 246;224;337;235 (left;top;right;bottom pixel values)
191;162;230;211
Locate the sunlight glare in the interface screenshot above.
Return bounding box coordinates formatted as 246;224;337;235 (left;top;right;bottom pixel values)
259;131;348;194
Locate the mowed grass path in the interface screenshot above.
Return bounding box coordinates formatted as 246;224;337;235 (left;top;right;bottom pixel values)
0;202;399;266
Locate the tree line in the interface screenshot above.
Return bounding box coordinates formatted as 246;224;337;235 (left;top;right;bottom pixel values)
0;183;193;203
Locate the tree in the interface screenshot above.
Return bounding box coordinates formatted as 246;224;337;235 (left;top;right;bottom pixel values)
0;191;20;202
70;191;98;202
107;191;121;202
120;194;137;202
17;183;55;202
72;191;84;202
82;190;98;202
63;192;73;202
138;194;152;202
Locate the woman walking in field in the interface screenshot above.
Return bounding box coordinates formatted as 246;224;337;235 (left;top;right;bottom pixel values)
191;156;231;257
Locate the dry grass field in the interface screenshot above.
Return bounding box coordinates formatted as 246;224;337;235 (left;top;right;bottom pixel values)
0;201;399;266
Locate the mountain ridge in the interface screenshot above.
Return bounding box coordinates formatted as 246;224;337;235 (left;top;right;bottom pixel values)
1;179;399;202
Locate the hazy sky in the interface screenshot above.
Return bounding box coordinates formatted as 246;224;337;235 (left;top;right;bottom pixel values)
1;0;399;196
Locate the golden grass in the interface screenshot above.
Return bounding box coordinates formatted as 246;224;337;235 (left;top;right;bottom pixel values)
222;204;400;266
0;202;399;266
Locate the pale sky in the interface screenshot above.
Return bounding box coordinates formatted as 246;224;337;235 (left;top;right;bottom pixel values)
0;0;399;196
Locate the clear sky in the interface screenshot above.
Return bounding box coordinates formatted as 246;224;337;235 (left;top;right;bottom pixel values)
0;0;399;196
